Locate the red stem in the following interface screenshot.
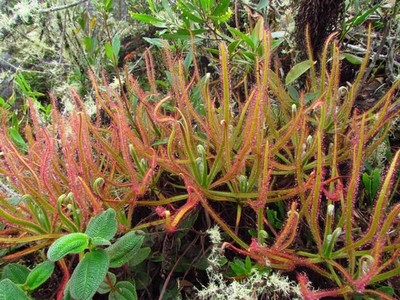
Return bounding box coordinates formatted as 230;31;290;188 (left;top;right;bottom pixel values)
56;259;70;300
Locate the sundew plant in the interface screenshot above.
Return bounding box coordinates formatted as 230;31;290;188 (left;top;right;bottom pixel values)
1;0;400;299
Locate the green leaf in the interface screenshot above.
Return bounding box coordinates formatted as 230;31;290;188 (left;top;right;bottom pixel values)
143;37;164;47
109;281;137;300
134;269;151;290
112;35;121;58
209;9;232;23
244;256;252;273
162;32;192;40
1;264;30;284
9;127;28;152
240;51;254;61
105;42;114;62
161;0;175;19
266;209;277;228
47;232;89;262
85;208;117;240
106;231;144;268
130;13;165;27
97;272;116;294
77;14;87;31
69;249;109;300
184;51;193;71
285;60;315;86
104;0;113;12
227;26;254;50
182;11;205;24
25;260;55;290
30;199;51;232
230;258;246;276
322;228;342;258
305;91;319;103
362;172;372;196
342;53;363;65
162;28;207;40
128;247;151;267
287;86;300;101
228;40;240;54
83;36;97;53
44;104;52;115
211;0;229;16
177;1;205;24
271;38;284;50
147;0;156;13
199;0;211;12
0;96;5;108
91;237;112;247
371;169;381;200
351;4;379;27
353;0;360;14
257;0;269;10
377;286;395;296
0;279;30;300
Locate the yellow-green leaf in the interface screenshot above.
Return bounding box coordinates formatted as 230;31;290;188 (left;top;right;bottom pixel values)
285;60;315;86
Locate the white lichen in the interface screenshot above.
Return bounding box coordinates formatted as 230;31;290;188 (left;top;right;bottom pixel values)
196;226;302;300
207;225;222;245
13;0;39;22
0;0;39;36
83;94;97;118
367;137;389;175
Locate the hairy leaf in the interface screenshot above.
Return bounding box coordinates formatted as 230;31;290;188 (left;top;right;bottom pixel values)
69;249;109;300
97;272;116;294
109;281;137;300
91;237;112;247
0;279;30;300
85;208;117;240
129;247;151;267
47;233;89;261
25;260;55;290
1;264;30;284
106;231;144;268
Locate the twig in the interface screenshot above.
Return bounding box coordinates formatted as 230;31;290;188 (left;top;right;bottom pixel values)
128;49;151;73
234;0;239;29
345;44;400;68
386;18;400;82
0;0;87;38
158;236;199;300
0;58;19;71
59;10;67;63
361;0;399;84
361;18;391;84
38;0;87;13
